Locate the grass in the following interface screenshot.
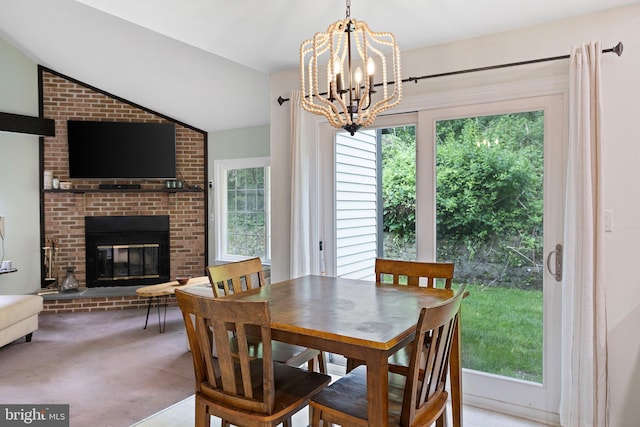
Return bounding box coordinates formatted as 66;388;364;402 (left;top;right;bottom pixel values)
453;283;543;383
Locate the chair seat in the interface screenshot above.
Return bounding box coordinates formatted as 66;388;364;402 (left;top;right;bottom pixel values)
312;366;449;427
203;359;331;424
272;343;323;369
310;366;404;426
229;333;324;371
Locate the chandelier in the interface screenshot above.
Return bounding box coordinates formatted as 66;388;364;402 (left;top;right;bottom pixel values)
299;0;402;135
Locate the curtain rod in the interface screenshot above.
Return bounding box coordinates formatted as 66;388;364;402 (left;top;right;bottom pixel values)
277;41;623;105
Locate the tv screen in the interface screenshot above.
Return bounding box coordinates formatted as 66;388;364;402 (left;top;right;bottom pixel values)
67;120;177;179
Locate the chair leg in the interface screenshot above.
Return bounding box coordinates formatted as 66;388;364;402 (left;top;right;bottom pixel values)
346;357;363;373
317;351;327;374
309;352;328;374
282;416;292;427
310;406;322;427
195;396;211;427
345;358;354;373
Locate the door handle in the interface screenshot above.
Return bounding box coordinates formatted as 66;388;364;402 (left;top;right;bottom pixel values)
546;244;563;282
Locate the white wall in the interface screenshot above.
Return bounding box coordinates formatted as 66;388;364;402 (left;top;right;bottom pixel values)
0;37;42;295
270;4;640;425
207;125;270;264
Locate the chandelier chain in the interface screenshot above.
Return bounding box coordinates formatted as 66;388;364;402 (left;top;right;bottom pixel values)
346;0;350;19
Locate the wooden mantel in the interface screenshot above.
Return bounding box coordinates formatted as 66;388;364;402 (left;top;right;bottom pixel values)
0;111;55;136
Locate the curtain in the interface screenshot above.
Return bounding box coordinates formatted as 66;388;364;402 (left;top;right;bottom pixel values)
560;41;608;427
289;90;313;278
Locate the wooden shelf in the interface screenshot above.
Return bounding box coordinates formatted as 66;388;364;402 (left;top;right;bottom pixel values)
43;188;203;194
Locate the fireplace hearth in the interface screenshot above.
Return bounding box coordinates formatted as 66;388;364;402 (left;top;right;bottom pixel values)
85;216;170;287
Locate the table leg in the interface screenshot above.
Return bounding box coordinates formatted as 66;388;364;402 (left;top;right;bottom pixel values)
450;316;463;427
143;297;153;330
162;295;168;333
157;295;168;333
366;350;389;427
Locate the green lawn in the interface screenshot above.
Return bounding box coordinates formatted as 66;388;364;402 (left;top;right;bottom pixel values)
453;283;543;383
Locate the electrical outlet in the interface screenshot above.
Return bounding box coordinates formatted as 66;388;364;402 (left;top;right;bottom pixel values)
0;216;5;239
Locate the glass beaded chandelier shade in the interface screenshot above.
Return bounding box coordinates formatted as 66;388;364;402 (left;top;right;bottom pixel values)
299;0;402;135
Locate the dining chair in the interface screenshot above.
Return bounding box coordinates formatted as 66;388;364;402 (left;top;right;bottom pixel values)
346;258;455;374
309;285;466;427
375;258;455;288
207;257;266;298
175;290;331;427
207;258;327;373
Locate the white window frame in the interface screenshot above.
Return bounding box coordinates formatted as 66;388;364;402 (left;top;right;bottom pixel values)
214;156;271;264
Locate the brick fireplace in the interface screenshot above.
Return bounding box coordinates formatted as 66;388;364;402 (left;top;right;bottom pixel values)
40;67;207;292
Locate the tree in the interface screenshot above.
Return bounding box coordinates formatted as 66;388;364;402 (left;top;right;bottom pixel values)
435;113;544;271
381;127;416;240
380;112;545;283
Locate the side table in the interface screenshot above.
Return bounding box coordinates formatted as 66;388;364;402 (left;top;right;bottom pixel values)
136;276;210;332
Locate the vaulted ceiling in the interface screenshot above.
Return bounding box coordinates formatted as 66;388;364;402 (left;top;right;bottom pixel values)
1;0;638;133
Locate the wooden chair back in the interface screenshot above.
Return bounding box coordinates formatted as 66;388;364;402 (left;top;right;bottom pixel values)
345;258;456;374
206;257;327;375
310;285;467;426
207;257;266;297
175;289;276;415
401;285;466;426
375;258;454;288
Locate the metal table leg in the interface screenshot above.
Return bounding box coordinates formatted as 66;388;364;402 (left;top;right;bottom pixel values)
143;297;153;330
156;295;168;333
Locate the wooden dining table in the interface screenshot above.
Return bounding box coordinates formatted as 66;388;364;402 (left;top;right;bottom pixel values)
185;274;462;427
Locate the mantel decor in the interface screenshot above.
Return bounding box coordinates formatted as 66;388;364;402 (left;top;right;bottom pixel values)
299;0;402;135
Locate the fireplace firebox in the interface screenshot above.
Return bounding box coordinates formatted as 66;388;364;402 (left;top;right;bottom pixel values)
85;216;170;287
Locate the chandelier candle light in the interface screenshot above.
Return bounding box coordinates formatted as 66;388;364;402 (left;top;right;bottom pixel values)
299;0;402;135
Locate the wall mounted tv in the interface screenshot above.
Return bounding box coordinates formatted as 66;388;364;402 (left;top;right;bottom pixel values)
67;120;177;180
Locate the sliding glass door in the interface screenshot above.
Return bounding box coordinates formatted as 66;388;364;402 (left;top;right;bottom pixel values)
418;95;564;422
322;94;564;422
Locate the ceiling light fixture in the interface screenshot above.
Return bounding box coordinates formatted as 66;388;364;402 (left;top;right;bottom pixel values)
299;0;402;135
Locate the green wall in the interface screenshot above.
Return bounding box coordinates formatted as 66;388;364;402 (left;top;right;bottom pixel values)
0;36;42;294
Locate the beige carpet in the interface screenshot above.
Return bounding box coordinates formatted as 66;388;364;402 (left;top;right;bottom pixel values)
0;306;194;427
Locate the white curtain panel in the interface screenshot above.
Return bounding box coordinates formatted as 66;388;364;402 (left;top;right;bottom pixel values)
560;41;609;427
289;91;313;278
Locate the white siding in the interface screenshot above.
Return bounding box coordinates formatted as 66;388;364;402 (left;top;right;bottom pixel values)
335;130;378;281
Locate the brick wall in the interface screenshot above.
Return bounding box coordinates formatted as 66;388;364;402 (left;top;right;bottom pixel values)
41;295;178;314
40;69;207;291
42;295;170;314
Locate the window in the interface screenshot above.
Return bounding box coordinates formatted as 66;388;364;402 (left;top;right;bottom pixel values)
214;157;271;263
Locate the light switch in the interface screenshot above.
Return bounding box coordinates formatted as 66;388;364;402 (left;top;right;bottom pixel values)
604;209;614;232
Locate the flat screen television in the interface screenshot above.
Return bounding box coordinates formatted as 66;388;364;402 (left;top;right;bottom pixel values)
67;120;177;179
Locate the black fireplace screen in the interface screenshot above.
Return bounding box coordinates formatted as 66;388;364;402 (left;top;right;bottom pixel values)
85;216;170;287
97;244;160;281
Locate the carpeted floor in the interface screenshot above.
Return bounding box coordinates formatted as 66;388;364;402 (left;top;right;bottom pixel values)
0;307;194;427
